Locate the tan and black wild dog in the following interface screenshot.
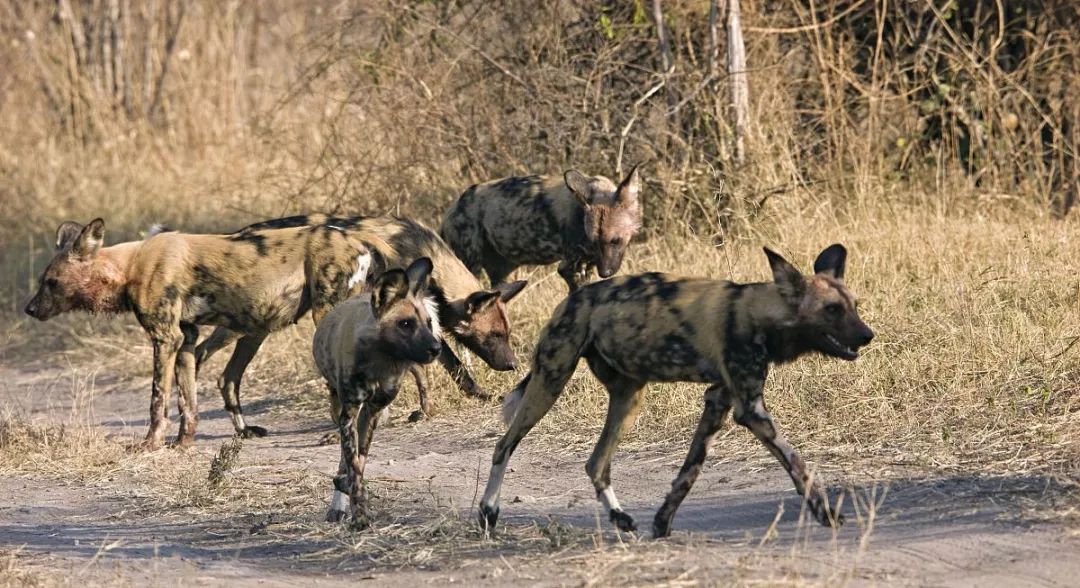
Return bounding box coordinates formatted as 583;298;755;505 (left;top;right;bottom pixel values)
194;215;528;424
24;218;377;449
478;244;874;537
440;165;642;291
313;257;441;526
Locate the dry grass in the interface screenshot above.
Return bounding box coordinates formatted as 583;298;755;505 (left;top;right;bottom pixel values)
6;198;1078;481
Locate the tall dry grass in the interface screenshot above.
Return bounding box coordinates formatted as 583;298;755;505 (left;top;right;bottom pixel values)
0;1;1078;485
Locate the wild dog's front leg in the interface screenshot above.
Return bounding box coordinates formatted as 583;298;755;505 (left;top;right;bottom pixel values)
653;385;732;538
735;395;843;527
218;333;268;438
407;366;430;422
174;323;200;446
583;364;646;532
329;400;362;524
557;258;589;292
145;328;183;450
438;345;490;400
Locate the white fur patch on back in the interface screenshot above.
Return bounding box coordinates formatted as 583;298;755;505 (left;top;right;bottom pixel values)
424;296;441;339
348;252;372;289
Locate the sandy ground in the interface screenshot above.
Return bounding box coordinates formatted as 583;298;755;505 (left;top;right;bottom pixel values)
1;362;1078;587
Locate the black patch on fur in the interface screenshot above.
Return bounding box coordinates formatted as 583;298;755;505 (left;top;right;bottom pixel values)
228;231;269;256
492;175;542;194
235;215;310;232
162;285;180;303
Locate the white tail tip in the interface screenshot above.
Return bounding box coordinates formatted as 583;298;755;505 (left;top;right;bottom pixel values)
146;223;172;238
501;385;524;426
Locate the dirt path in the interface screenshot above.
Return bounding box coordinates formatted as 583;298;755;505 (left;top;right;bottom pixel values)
1;363;1077;587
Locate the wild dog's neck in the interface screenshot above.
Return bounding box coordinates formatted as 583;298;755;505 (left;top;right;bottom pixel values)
427;283;464;332
82;242;139;314
729;282;808;364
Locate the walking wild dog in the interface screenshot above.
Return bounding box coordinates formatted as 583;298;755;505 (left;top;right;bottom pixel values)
479;245;874;537
440;165;642;291
24;218;377;448
313;257;441;526
194;215;528;424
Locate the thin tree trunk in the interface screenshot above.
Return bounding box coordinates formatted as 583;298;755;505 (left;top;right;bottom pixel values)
707;0;720;78
652;0;673;73
727;0;749;165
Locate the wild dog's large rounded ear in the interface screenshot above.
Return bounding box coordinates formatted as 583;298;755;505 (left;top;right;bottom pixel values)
813;244;847;280
71;218;105;258
564;170;593;207
55;221;84;250
615;164;642;204
763;247;805;299
405;257;434;297
497;280;527;303
372;268;409;317
465;290;500;315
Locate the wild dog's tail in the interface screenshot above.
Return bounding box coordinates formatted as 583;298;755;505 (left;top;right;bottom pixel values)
500;374;531;426
499;291;591;427
146;223;174;238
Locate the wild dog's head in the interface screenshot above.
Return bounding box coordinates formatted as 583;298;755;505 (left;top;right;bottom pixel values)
371;257;442;364
25;218;118;321
764;244;874;361
447;280;528;371
564;164;642;278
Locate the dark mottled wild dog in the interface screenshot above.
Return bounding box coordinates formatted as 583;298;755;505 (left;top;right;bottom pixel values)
24;218;375;449
478;245;874;537
195;215;528;423
313;257;441;526
440;165;642;291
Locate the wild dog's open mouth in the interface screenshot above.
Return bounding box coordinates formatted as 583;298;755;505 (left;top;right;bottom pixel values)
823;333;860;360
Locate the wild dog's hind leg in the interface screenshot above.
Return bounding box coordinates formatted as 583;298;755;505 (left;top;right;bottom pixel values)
478;373;566;532
194;327;241;373
584;354;646;532
653;384;733;538
219;333;269;438
479;297;589;531
174;322;200;446
735;394;843;527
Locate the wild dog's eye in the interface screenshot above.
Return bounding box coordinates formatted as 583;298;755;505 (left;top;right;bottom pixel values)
825;303;844;316
45;277;60;289
608;237;622;246
398;318;415;331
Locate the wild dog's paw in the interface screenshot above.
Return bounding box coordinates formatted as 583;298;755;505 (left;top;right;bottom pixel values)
349;512;372;531
466;387;493;401
318;431;340;445
325;509;347;523
407;409;426;423
478;504;500;533
169;435;196;449
809;497;845;528
651;516;672;539
240;425;268;438
609;509;637;533
139;437;165;452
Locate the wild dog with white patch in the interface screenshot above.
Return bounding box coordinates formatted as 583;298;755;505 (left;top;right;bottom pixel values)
312;258;441;526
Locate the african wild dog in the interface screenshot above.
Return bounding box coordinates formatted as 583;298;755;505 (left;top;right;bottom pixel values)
478;245;874;537
24;218;376;449
440;165;642;291
313;257;441;526
193;215;528;425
